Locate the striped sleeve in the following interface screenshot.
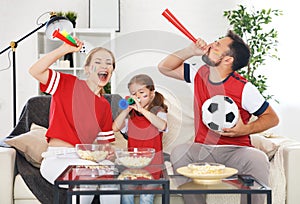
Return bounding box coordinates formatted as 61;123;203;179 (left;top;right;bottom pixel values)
40;69;60;95
96;130;115;144
242;82;269;116
96;104;115;144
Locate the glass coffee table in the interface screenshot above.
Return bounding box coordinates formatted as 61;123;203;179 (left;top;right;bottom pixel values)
167;174;272;204
54;164;170;204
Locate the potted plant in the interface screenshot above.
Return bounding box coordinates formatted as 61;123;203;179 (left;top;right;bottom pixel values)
64;11;77;28
223;5;282;102
55;11;78;67
104;81;111;94
55;11;77;28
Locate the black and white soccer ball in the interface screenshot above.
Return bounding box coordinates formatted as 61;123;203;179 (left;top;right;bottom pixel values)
202;95;238;132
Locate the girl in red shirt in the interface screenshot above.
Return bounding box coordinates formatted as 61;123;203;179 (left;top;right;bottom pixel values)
113;74;168;204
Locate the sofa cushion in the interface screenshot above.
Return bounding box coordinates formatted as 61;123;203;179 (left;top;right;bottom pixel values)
250;133;280;160
5;123;48;167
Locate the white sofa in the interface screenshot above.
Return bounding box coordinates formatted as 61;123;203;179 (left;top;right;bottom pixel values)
1;95;300;204
1;133;300;204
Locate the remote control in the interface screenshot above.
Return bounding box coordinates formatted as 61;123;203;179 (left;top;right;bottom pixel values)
238;174;255;186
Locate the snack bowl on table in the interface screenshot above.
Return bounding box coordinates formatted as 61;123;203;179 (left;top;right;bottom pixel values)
187;162;226;174
115;147;155;169
177;162;238;184
75;144;110;163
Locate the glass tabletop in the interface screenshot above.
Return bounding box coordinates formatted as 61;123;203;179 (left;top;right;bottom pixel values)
54;164;171;204
55;164;168;185
168;174;271;193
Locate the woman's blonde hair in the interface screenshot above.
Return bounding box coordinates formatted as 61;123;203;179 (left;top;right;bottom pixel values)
83;47;116;69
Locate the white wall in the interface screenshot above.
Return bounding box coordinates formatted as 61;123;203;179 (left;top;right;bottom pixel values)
1;0;299;142
242;0;300;140
0;0;89;135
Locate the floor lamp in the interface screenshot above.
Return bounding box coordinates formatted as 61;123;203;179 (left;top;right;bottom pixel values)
0;13;73;127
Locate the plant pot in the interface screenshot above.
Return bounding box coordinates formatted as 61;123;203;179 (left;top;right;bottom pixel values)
64;53;74;67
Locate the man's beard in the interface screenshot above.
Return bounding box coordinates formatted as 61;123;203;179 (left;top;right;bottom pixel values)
202;54;222;67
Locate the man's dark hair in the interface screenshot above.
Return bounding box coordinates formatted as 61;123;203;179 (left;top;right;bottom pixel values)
226;30;251;71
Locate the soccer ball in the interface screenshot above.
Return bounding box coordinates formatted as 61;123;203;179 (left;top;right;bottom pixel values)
202;95;238;132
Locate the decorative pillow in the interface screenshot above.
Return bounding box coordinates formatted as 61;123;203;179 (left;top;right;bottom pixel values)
250;134;279;160
5;123;48;168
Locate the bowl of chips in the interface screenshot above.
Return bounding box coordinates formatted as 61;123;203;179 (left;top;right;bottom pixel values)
76;144;110;162
115;147;155;169
187;162;226;175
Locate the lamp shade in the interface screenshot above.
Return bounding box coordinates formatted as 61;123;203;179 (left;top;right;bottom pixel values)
45;16;73;40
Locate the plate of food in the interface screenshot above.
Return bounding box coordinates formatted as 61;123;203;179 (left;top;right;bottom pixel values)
177;162;238;184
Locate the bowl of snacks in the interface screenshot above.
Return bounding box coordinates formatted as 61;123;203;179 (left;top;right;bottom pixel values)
115;147;155;169
75;144;110;162
187;162;226;175
177;162;238;184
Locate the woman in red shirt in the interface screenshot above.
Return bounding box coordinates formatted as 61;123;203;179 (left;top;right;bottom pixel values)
29;37;118;203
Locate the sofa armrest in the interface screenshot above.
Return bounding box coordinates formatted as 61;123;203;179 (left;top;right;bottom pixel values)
0;147;16;204
283;143;300;204
251;134;300;204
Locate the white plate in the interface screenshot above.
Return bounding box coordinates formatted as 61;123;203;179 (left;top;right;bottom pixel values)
177;166;238;184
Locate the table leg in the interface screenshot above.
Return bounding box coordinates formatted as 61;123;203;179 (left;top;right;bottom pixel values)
247;193;252;204
66;192;72;204
267;191;272;204
76;195;80;204
162;182;170;204
54;185;59;204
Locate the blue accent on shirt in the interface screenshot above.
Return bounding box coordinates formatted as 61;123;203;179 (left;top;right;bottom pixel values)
253;101;269;116
184;63;191;83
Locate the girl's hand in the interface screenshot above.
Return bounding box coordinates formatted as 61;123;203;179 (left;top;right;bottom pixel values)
129;96;143;112
105;145;116;161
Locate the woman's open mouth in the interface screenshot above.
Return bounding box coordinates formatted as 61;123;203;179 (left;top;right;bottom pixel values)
98;71;108;81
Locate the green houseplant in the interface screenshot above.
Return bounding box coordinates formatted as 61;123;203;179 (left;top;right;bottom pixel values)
55;11;77;28
224;5;282;101
104;81;111;94
55;11;78;68
64;11;77;28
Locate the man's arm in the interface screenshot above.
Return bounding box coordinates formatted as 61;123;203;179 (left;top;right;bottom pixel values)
221;105;279;137
158;39;209;80
158;48;190;80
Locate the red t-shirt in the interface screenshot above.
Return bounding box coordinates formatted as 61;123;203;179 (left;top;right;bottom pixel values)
185;64;268;146
127;111;163;165
40;70;114;146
